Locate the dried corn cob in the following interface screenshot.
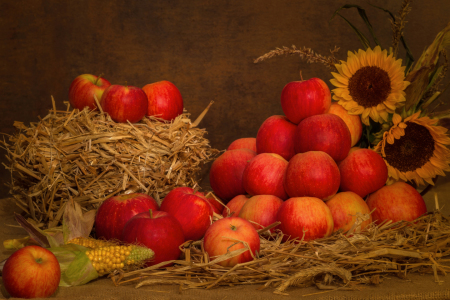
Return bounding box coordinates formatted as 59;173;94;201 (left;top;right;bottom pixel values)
67;237;116;249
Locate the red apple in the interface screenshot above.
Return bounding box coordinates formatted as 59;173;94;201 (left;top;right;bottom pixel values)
209;149;256;202
95;193;159;241
276;197;334;241
366;182;427;224
238;195;283;231
142;80;184;121
339;149;388;198
206;194;224;215
69;74;111;110
223;195;250;217
160;187;213;241
122;210;185;267
326;191;372;233
294;114;351;162
284;151;340;201
328;103;363;147
203;217;260;267
280;77;331;124
242;153;288;200
227;137;257;152
100;84;148;123
256;115;296;161
2;245;60;298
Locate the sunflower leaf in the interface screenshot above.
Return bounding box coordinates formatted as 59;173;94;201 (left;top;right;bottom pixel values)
333;13;370;49
404;65;434;111
330;4;380;46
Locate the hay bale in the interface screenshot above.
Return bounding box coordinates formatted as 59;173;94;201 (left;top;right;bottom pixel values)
0;101;220;228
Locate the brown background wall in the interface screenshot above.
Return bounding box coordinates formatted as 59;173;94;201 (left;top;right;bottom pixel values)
1;0;449;200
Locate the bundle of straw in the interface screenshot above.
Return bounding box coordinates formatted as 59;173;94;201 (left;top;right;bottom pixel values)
0;100;219;229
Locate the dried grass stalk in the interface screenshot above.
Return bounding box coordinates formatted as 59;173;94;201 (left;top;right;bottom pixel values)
0;102;220;228
113;211;450;295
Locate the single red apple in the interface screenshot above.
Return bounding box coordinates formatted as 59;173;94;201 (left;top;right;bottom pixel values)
2;245;61;298
277;197;334;241
328;103;363;147
256;115;296;161
122;210;185;267
205;194;224;215
209;149;256;202
326;191;372;233
366;182;427;224
284;151;340;201
142;80;184;121
294;113;351;162
339;149;388;198
227;137;257;152
69;74;111;110
242;153;288;200
160;187;213;241
222;194;250;217
280;77;331;124
238;195;283;231
100;84;148;123
203;217;260;267
95;193;159;241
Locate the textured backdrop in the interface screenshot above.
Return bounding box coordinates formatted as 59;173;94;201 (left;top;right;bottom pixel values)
1;0;449;205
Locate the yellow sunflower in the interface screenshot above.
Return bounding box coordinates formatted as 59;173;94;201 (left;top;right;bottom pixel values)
374;111;450;186
330;46;410;126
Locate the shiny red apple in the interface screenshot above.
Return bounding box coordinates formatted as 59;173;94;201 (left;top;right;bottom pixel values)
209;149;256;202
242;153;289;200
69;74;111;110
276;197;334;241
280;77;331;124
238;195;283;231
2;246;61;298
339;149;388;198
328;103;363;147
122;210;185;267
222;195;250;217
294;113;351;162
366;182;427;224
203;217;260;267
142;80;184;121
160;187;213;241
227;137;257;152
326;191;372;233
100;84;148;123
95;193;159;241
256;115;296;161
284;151;340;201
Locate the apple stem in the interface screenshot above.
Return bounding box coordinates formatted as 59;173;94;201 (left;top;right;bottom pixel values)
230;224;236;231
149;209;153;219
125;81;128;88
299;70;304;81
94;73;104;86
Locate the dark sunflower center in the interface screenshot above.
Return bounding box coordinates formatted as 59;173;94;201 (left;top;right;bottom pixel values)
384;122;435;172
348;66;392;108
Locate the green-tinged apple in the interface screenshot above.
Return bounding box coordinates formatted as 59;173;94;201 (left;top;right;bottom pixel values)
238;195;283;231
339;149;388;198
100;84;148;123
227;137;257;152
223;194;250;217
280;77;331;124
276;197;334;241
256;115;296;161
142;80;184;121
95;193;159;241
242;153;288;200
69;74;111;110
209;149;256;202
122;210;185;267
2;245;61;298
366;182;427;224
326;191;372;233
328;103;363;147
294;113;351;162
203;217;260;267
284;151;340;200
160;187;213;241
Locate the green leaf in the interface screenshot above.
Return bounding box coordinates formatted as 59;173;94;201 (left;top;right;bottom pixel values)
331;4;380;46
334;13;370;49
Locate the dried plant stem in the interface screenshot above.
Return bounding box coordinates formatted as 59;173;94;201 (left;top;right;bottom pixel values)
392;0;413;57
